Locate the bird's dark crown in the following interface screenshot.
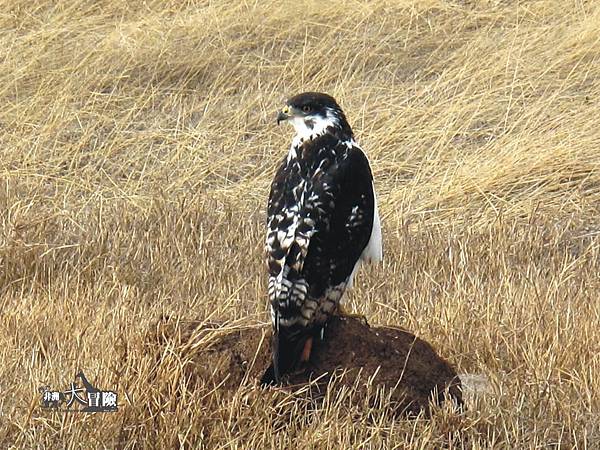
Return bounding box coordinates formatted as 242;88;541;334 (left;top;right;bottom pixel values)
286;92;341;112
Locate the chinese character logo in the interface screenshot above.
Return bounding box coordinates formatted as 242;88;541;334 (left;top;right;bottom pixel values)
39;371;118;412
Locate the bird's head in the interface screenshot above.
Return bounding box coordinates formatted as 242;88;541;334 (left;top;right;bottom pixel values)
277;92;353;141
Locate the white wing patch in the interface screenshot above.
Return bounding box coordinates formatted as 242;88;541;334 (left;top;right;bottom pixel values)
362;185;383;263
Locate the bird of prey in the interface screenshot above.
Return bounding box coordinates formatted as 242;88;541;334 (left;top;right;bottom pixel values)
263;92;382;384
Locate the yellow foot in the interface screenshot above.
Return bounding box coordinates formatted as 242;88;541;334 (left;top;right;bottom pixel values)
336;305;369;325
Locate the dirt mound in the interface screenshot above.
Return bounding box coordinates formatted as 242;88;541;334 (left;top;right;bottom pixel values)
149;316;462;415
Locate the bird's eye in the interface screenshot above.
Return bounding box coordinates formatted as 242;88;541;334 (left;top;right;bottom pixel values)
302;105;312;113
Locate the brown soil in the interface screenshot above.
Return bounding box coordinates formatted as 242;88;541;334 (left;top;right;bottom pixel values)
148;316;462;416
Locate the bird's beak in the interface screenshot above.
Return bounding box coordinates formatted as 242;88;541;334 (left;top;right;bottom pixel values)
277;106;290;125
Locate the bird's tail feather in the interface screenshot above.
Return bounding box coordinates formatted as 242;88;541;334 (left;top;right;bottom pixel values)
262;268;312;385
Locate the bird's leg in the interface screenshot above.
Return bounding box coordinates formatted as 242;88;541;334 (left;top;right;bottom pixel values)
300;336;313;362
336;303;369;325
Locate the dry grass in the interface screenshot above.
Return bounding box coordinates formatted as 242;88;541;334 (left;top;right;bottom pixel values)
1;0;600;448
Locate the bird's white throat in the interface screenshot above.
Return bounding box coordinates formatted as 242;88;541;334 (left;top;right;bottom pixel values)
289;109;340;150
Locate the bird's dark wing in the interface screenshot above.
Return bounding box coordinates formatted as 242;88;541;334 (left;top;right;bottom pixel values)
266;138;376;297
302;143;375;299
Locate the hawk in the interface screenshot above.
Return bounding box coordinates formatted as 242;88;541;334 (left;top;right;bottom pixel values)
262;92;382;384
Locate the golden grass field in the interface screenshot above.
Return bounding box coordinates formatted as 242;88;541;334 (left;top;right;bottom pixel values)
1;0;600;447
